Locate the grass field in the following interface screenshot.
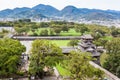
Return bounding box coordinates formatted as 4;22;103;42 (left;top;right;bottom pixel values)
56;64;71;76
60;29;81;36
36;28;50;35
50;40;70;47
102;36;113;40
28;28;81;36
28;28;50;35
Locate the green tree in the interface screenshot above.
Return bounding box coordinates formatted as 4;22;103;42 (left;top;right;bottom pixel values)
0;38;26;78
18;19;31;22
40;29;48;36
53;28;62;35
63;51;104;80
29;40;63;78
50;24;62;35
39;22;49;28
92;32;103;40
49;29;55;36
75;24;89;35
103;38;120;77
110;26;120;37
105;38;120;54
2;29;9;33
15;27;29;35
61;24;69;32
93;38;108;47
67;39;79;47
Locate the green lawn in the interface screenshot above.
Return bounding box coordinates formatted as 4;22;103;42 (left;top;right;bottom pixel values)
27;30;34;35
35;28;50;35
60;29;81;36
102;36;113;40
28;28;81;36
56;64;71;76
27;28;50;35
51;40;70;47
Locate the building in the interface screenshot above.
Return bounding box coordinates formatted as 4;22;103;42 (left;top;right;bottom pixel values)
61;34;101;64
78;34;100;57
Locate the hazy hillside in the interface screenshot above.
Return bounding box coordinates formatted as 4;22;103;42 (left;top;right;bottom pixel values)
0;4;120;21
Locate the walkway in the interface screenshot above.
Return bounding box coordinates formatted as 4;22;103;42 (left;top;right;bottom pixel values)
89;61;120;80
12;36;81;40
42;76;57;80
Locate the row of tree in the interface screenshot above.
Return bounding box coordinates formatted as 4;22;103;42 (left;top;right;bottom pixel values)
2;21;119;37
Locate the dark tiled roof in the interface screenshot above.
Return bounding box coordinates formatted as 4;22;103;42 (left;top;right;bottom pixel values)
81;34;93;39
78;42;96;48
61;47;76;53
92;51;100;57
78;46;100;57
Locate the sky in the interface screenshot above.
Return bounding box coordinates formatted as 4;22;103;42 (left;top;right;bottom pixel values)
0;0;120;11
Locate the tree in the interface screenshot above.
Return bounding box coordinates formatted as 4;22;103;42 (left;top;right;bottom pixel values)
67;39;79;47
92;32;103;40
29;40;63;78
18;19;31;22
0;38;26;78
63;51;104;80
105;38;120;54
2;29;9;33
40;29;48;36
61;24;69;32
53;28;62;35
15;27;29;35
93;38;108;47
39;22;49;28
50;24;62;35
75;24;89;35
49;29;55;36
103;38;120;77
110;26;120;37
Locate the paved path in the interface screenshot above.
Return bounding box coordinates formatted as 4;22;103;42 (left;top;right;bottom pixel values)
42;76;57;80
89;61;120;80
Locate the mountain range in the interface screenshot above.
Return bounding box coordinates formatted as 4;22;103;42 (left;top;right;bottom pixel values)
0;4;120;21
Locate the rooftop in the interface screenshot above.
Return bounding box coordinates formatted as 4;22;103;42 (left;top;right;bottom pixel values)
81;34;93;39
61;47;76;54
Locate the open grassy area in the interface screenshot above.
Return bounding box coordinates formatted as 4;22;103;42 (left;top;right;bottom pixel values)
56;64;71;76
28;28;81;36
28;28;50;35
102;36;113;40
60;29;81;36
36;28;50;35
51;40;70;47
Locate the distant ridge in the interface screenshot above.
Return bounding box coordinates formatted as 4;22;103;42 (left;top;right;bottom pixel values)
0;4;120;21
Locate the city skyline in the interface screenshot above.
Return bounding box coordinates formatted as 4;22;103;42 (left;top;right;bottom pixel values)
0;0;120;11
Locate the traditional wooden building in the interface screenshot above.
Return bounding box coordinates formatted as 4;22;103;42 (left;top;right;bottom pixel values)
61;34;101;57
78;34;100;57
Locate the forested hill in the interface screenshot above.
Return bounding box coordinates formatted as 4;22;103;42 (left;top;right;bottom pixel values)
0;4;120;21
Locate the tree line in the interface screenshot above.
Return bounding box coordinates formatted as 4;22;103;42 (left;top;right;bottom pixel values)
0;21;120;37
